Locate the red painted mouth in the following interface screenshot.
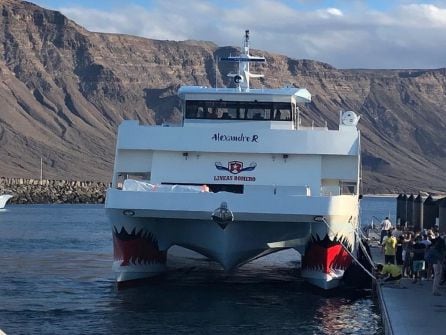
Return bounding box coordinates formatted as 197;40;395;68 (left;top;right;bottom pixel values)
113;226;166;266
302;234;352;273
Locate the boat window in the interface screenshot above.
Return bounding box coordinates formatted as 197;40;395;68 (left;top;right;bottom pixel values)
161;182;244;194
246;107;271;120
115;172;150;189
275;108;291;121
208;184;244;194
185;100;292;121
340;181;357;195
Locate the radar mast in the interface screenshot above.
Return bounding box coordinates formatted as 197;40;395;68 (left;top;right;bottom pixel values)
221;30;266;92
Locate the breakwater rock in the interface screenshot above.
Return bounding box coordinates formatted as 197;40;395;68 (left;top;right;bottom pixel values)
0;177;107;204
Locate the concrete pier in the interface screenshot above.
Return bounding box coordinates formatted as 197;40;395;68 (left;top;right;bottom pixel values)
370;246;445;335
0;177;107;204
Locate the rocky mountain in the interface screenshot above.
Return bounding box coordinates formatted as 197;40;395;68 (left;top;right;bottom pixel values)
0;0;445;194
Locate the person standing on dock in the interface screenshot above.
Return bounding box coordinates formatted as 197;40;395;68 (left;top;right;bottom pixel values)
425;236;446;296
402;232;413;277
411;235;426;284
396;235;404;266
382;230;397;264
380;217;392;245
421;233;433;279
392;224;403;239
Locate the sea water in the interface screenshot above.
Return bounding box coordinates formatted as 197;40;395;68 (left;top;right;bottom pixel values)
0;197;394;334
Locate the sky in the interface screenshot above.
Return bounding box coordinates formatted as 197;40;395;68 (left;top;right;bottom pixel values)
31;0;446;69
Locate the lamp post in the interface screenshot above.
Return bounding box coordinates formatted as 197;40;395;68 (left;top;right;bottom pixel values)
40;157;43;185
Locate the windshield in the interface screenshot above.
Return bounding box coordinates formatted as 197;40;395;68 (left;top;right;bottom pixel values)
185;100;292;121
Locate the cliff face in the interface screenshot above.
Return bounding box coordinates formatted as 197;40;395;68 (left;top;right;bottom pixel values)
1;0;445;193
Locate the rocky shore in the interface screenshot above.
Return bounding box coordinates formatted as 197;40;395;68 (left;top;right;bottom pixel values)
0;177;107;204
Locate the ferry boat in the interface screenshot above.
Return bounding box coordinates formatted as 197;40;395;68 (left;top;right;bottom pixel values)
105;30;361;290
0;194;13;209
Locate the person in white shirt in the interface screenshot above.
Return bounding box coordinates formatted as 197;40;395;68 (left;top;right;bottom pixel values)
380;217;392;245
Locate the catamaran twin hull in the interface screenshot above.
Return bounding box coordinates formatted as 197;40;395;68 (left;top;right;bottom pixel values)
106;189;358;289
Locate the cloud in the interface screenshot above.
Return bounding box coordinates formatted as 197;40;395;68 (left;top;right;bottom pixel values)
318;7;344;18
397;4;446;27
56;1;446;69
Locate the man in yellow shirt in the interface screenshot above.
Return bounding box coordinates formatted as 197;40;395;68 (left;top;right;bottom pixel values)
382;230;397;264
376;263;402;284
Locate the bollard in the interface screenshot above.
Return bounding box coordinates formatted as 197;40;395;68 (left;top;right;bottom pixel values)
439;197;446;234
397;194;408;225
402;194;408;224
412;194;423;232
406;194;414;228
396;194;404;224
423;195;439;230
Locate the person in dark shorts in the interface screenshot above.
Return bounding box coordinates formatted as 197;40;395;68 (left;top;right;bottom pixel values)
411;235;426;284
402;232;413;277
396;235;404;266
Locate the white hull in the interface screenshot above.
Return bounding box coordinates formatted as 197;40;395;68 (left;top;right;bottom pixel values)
106;191;358;289
0;195;12;209
301;269;344;290
113;262;167;282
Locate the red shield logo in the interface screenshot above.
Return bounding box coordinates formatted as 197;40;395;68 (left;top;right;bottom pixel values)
228;161;243;174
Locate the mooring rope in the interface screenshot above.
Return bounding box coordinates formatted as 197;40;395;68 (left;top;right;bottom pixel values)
321;218;377;281
356;213;379;271
353;222;377;270
356;231;377;270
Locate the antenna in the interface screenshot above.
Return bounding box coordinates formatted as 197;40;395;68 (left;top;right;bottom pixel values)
220;29;266;92
40;157;43;185
215;56;218;89
244;29;250;54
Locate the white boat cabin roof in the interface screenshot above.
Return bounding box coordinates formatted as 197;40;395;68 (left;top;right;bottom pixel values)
178;86;312;103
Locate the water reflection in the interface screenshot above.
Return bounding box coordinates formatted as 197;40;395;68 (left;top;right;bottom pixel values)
106;248;382;334
314;296;381;334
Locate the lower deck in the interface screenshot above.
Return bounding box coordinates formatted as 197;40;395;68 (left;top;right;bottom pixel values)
106;187;359;220
106;189;359;289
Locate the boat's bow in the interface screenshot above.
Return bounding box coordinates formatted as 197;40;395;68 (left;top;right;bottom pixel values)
0;194;13;208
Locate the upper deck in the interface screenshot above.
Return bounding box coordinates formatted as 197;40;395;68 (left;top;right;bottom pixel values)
109;30;361;197
178;86;311;130
115;120;359;155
